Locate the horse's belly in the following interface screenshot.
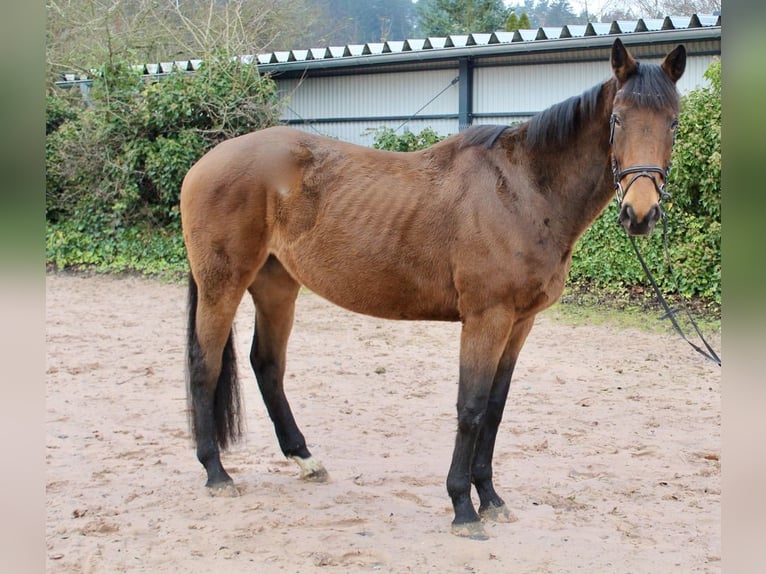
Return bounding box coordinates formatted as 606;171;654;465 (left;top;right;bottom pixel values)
273;248;460;321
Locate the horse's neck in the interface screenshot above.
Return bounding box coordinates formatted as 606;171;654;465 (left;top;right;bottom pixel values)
541;81;616;246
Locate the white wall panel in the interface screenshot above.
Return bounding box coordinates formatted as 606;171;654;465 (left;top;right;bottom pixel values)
278;70;460;122
276;53;718;146
474;61;613;117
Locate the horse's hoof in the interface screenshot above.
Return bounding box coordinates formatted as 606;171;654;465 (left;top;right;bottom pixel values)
451;521;489;541
207;481;239;497
291;455;329;482
480;503;517;523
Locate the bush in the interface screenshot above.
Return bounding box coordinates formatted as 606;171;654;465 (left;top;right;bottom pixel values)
667;59;721;223
46;56;282;276
568;206;720;308
47;57;280;227
369;126;445;151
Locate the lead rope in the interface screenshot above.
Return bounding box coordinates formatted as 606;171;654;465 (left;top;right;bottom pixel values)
626;213;722;366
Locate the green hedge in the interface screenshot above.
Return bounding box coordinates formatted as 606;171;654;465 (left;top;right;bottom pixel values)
46;55;281;277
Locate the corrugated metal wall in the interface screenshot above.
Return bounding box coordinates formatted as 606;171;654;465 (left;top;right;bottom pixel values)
472;53;718;128
278;70;460;144
279;51;718;145
264;24;721;146
279;70;459;121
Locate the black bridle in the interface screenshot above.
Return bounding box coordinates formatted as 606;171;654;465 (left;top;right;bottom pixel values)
609;113;672;205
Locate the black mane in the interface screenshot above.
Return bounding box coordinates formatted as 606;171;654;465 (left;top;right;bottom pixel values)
526;61;679;149
526;83;602;149
616;61;681;111
456;61;679;152
459;124;511;149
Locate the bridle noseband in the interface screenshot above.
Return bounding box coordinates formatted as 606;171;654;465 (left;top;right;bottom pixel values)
609;113;673;205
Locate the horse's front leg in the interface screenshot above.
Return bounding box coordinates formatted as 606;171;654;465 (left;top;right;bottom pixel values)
472;317;535;523
447;308;514;540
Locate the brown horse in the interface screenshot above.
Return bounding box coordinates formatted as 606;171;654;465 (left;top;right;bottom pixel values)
181;39;686;540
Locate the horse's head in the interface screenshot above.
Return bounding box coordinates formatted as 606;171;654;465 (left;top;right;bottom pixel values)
609;39;686;236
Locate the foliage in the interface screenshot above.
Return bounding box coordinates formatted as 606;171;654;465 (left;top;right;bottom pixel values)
316;0;417;44
666;59;721;222
416;0;509;36
46;221;188;277
46;91;81;134
46;55;281;276
505;12;520;30
504;11;532;31
47;56;280;226
368;126;446;152
46;0;322;83
569;207;720;309
509;0;583;27
598;0;721;21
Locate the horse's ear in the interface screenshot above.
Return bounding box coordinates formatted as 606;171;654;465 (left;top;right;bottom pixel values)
611;38;638;85
661;44;686;83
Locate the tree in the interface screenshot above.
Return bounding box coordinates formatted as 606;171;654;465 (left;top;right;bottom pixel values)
46;0;322;85
505;10;533;30
597;0;720;21
513;0;581;27
544;0;580;25
313;0;417;44
505;12;520;30
416;0;509;36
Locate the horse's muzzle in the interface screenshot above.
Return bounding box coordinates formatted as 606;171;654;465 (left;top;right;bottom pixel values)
618;202;661;236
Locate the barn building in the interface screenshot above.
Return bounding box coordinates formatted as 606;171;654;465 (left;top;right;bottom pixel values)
57;14;721;147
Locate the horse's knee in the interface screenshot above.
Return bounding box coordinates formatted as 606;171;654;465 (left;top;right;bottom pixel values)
456;399;488;433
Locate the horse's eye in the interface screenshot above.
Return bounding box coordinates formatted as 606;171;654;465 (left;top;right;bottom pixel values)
670;119;679;130
612;115;622;126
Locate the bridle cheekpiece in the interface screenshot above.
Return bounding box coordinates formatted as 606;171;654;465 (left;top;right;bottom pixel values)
609;113;673;205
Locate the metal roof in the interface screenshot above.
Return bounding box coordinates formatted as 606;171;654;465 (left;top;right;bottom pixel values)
56;13;720;85
250;13;719;69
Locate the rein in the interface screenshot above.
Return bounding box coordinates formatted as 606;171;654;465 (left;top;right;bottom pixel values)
626;223;721;366
621;221;722;367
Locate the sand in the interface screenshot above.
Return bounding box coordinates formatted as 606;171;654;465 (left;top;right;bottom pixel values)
45;273;720;573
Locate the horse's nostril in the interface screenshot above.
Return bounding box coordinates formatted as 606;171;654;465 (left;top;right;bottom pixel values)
618;204;634;226
647;204;661;222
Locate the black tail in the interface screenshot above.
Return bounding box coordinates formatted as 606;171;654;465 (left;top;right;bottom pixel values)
186;273;243;450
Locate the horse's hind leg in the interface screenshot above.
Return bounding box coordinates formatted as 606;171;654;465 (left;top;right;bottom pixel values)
187;270;250;495
248;256;328;482
472;317;535;523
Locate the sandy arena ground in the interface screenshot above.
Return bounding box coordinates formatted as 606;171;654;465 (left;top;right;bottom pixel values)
45;273;720;573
